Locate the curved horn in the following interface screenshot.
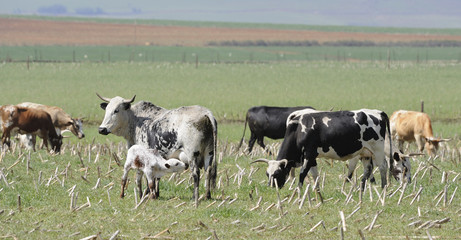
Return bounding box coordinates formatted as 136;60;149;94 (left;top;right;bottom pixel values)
123;95;136;104
408;153;425;157
96;93;111;102
251;158;270;165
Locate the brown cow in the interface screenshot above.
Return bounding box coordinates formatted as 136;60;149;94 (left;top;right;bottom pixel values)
390;110;449;155
16;102;84;150
0;105;62;153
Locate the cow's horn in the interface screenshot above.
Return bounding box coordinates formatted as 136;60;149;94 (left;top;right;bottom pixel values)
408;153;425;157
251;158;270;164
123;95;136;104
96;93;111;102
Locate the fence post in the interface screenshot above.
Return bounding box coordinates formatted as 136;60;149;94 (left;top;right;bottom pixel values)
195;55;198;68
421;101;424;112
27;56;30;70
387;49;390;69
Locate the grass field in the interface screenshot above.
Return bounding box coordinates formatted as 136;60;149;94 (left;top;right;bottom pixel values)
3;45;461;63
0;60;460;239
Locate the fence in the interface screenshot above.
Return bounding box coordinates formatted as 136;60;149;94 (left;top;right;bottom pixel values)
2;45;461;64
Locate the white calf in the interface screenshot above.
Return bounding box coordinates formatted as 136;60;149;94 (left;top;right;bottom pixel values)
120;145;189;199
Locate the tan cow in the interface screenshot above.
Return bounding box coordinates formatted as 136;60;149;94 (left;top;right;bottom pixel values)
390;110;449;155
0;105;62;153
16;102;84;150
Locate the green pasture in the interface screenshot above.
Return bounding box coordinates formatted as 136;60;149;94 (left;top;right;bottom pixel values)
0;61;460;239
2;45;461;63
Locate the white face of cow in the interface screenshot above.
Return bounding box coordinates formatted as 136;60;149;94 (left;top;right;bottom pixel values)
392;152;412;183
252;159;290;188
70;118;85;139
163;158;189;172
98;95;135;136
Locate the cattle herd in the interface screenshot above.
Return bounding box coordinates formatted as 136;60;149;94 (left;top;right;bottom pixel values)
0;94;450;205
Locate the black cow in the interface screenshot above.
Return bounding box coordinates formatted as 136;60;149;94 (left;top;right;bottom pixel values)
238;106;313;153
252;109;409;192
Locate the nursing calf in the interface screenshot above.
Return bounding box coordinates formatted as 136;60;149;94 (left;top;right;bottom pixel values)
120;145;189;199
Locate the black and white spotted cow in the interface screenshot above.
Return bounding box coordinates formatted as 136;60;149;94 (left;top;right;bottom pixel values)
237;106;313;153
253;109;408;191
97;94;217;204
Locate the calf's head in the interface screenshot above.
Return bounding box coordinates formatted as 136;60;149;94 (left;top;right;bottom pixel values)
69;118;85;139
251;159;291;188
164;158;189;172
97;93;136;136
425;137;450;155
390;151;422;184
50;135;63;153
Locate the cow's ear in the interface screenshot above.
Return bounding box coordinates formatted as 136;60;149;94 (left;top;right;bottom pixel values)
165;163;171;169
123;103;131;110
100;103;108;110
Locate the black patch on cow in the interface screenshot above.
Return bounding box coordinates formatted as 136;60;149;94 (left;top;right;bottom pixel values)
369;115;379;125
146;122;178;155
363;127;379;141
316;111;363;158
356;111;368;126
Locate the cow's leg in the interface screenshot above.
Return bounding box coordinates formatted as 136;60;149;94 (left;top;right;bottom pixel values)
1;128;12;150
136;170;143;199
256;136;271;155
31;134;37;152
120;167;130;198
192;165;200;206
346;158;359;182
153;178;160;199
375;151;388;189
298;158;317;189
360;157;373;191
247;132;257;153
147;177;155;199
415;135;425;153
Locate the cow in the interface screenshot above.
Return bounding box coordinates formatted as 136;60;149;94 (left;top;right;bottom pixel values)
252;109;409;193
16;102;84;151
346;148;414;184
237;106;313;153
0;105;62;153
390;110;450;156
97;94;217;205
120;145;189;199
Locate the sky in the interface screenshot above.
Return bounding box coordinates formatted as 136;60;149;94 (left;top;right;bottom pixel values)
1;0;461;28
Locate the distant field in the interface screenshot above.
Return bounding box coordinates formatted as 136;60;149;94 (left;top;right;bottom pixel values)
2;17;461;47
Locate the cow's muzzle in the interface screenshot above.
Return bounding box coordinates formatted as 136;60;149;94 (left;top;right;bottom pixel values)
98;127;110;135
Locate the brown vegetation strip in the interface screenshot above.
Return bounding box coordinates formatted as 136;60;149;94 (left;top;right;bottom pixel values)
2;17;461;46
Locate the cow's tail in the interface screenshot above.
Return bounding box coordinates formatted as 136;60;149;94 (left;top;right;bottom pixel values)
209;114;218;189
237;112;249;152
382;111;394;173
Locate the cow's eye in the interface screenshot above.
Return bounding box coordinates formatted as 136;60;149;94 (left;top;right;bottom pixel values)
114;109;119;114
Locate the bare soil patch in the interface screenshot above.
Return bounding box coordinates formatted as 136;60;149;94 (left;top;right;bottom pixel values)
2;17;461;46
